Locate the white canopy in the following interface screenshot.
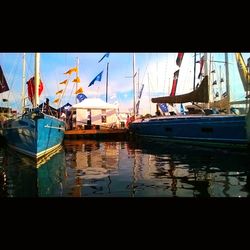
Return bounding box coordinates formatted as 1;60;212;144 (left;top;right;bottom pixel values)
71;98;118;110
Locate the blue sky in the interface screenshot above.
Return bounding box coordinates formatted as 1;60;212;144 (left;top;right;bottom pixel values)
0;52;249;114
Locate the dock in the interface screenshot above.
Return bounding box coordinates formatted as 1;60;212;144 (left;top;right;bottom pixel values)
64;128;129;140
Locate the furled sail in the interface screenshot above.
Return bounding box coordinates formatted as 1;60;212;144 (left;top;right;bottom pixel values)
235;53;250;92
151;75;209;104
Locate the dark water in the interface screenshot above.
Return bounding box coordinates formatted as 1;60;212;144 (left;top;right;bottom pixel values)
1;138;250;197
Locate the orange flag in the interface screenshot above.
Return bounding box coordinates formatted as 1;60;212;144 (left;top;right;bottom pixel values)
64;67;78;75
74;87;83;94
53;98;60;103
59;79;68;85
56;89;63;95
72;76;81;83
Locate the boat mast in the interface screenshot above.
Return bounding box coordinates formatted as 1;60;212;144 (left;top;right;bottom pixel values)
21;53;26;113
224;53;230;113
193;52;196;91
133;53;136;118
34;52;40;108
106;61;109;102
75;57;79;104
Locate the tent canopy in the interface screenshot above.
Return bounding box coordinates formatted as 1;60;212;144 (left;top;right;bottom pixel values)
71;98;118;110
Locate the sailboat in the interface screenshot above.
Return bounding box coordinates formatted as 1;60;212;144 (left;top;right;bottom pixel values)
129;53;250;148
3;53;65;159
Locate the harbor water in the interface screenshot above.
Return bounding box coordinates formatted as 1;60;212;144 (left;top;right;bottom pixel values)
1;138;250;197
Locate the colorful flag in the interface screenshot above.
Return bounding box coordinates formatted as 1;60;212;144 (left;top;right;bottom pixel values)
72;76;81;83
88;71;103;87
198;56;204;79
98;53;110;63
176;53;184;67
59;79;68;85
53;98;60;103
159;103;168;113
74;87;83;94
56;89;63;95
77;93;87;102
170;70;179;96
64;67;78;75
26;77;44;105
0;65;9;94
180;103;185;114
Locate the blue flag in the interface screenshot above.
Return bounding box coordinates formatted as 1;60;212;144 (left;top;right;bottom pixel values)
77;93;87;102
88;71;103;87
180;103;185;114
98;53;110;63
159;103;168;113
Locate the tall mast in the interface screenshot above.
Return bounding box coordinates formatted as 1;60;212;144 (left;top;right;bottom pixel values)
193;52;196;91
224;53;230;113
34;53;40;108
133;53;136;117
106;61;109;102
75;57;79;104
21;53;26;113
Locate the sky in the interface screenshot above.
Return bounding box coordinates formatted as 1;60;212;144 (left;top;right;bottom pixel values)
0;52;249;115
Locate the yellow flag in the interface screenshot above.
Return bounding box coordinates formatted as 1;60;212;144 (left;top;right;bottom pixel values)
56;89;63;95
72;76;81;83
59;79;68;85
64;67;78;75
75;87;83;94
53;98;60;103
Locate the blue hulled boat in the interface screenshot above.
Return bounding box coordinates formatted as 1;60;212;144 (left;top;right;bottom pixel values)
3;53;65;159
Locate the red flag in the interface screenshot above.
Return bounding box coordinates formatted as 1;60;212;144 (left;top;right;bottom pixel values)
176;53;184;67
0;65;9;93
198;56;204;79
170;70;179;96
27;77;44;104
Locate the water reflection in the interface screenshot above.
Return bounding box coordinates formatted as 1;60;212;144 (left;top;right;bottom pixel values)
1;138;250;197
0;146;65;197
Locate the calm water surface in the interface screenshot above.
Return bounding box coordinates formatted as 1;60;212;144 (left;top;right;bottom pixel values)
1;138;250;197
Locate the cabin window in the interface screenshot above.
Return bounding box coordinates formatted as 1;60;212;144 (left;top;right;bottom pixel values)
101;109;107;123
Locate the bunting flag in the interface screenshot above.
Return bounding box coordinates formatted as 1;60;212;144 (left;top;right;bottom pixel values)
170;70;179;96
159;103;168;113
56;89;63;95
59;79;68;85
77;93;87;102
26;77;44;105
198;56;204;79
180;103;185;114
64;67;78;75
0;65;10;94
74;87;83;94
98;53;110;63
138;84;144;99
72;76;81;83
176;53;184;67
88;70;103;87
53;98;60;104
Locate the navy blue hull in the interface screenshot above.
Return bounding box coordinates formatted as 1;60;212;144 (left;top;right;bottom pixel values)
3;112;65;159
129;115;248;147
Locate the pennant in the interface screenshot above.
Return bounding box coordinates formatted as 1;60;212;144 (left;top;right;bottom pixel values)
72;76;81;83
0;65;10;94
56;89;63;95
53;98;60;103
88;71;103;87
75;87;83;94
170;70;179;96
77;93;87;102
159;103;168;113
26;77;44;105
98;53;110;63
59;79;68;85
64;67;78;75
138;84;144;99
198;56;204;79
176;53;184;67
180;103;185;114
